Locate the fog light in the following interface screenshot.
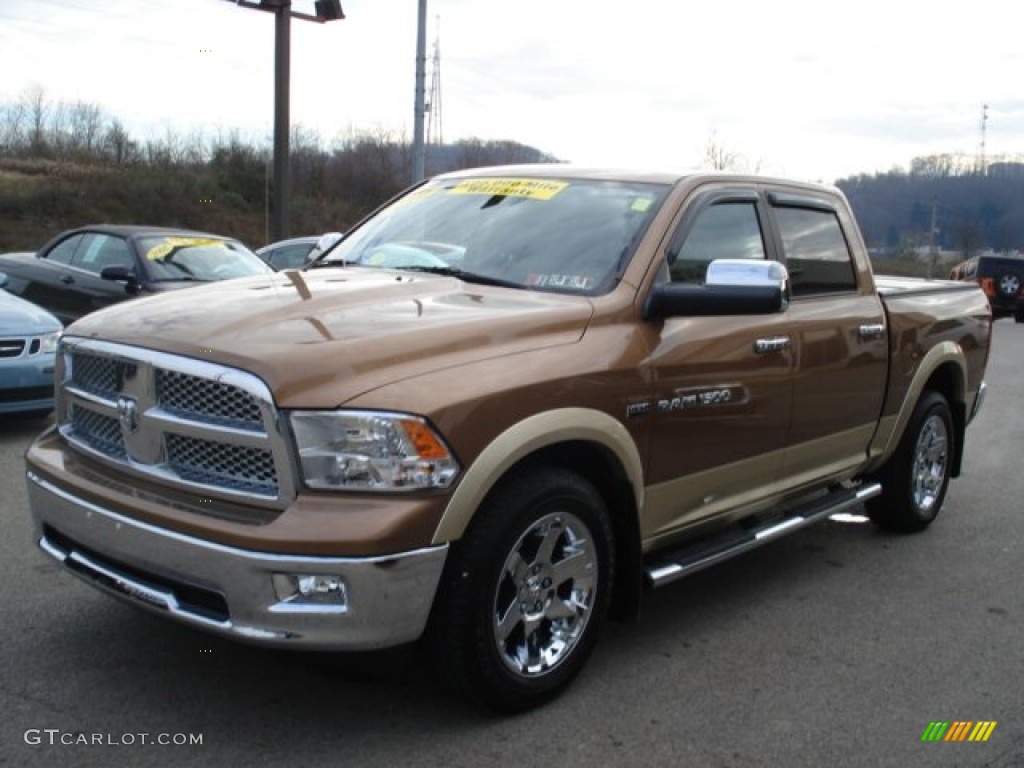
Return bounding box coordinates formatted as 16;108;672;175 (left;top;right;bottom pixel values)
271;573;348;613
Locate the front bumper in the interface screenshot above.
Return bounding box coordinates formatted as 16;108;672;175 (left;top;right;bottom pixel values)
27;471;448;650
0;353;55;414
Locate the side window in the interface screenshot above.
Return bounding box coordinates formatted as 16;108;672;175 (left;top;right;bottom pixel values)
72;234;133;275
668;202;766;284
272;244;313;269
44;234;84;265
775;207;857;297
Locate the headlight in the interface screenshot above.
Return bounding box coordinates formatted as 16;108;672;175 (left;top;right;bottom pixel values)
290;410;460;491
39;331;61;355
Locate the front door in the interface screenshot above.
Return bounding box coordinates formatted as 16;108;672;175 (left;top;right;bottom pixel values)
642;188;794;541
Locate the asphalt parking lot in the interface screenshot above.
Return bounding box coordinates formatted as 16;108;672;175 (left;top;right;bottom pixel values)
1;322;1021;768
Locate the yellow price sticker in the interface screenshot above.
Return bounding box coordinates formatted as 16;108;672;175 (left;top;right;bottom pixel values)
448;178;569;200
145;237;226;261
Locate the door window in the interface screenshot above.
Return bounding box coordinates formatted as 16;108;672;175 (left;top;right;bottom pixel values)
71;234;134;275
45;234;84;265
668;202;766;284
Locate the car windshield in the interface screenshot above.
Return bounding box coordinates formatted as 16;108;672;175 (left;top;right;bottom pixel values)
138;236;271;282
318;176;670;296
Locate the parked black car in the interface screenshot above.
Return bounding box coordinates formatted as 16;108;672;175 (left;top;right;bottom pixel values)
0;225;273;325
949;254;1024;322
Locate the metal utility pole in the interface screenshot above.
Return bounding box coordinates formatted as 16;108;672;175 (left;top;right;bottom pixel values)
978;104;989;177
426;18;443;149
229;1;345;242
411;0;428;183
928;197;939;278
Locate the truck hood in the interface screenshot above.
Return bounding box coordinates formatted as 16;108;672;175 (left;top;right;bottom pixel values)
66;267;594;407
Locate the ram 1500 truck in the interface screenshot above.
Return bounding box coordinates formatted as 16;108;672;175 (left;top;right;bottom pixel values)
25;168;991;711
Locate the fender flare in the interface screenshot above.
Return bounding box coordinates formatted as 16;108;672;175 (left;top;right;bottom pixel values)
867;340;969;470
431;407;644;545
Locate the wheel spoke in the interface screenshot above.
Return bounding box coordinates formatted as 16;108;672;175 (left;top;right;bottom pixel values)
504;551;529;584
495;601;521;644
520;615;544;670
551;548;593;586
534;521;565;567
546;591;587;622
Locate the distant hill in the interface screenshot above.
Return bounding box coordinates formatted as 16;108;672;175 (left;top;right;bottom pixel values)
837;161;1024;260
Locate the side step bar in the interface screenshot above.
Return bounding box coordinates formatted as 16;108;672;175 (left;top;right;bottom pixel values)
644;482;882;589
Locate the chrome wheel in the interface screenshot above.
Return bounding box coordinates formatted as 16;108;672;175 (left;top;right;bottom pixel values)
867;391;953;533
493;511;598;678
911;413;949;513
431;468;613;710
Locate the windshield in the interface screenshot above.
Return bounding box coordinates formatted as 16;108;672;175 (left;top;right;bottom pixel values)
320;176;670;295
138;236;272;282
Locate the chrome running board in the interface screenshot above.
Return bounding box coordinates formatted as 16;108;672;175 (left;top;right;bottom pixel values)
644;483;882;588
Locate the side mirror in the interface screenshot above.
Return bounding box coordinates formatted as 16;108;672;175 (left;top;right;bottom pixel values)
645;259;790;319
100;265;140;294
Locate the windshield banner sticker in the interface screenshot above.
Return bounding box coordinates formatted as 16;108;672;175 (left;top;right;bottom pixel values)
145;237;226;261
448;178;569;200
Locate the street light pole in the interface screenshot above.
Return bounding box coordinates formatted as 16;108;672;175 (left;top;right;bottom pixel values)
229;0;344;242
273;3;291;241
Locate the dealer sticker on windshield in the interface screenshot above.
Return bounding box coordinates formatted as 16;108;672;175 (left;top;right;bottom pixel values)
145;237;227;261
448;178;569;200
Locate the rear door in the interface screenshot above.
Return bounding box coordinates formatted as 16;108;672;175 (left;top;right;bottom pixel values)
766;190;888;487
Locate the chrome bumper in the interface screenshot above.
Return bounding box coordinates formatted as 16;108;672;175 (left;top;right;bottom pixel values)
27;471;447;650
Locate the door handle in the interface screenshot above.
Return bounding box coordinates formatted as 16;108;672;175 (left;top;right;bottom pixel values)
754;336;792;354
59;274;74;284
858;323;885;340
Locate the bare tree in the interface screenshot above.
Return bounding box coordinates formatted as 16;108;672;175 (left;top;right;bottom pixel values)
68;100;106;156
102;119;135;164
20;83;49;154
703;132;741;171
0;101;27;153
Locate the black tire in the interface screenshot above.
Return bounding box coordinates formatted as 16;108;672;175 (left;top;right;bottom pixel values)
429;467;615;712
867;391;954;533
1015;310;1024;324
997;272;1021;297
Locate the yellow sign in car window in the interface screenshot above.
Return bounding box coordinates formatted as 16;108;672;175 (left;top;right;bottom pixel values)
448;178;568;200
145;237;227;261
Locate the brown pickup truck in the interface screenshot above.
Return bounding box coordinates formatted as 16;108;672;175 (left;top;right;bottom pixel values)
25;167;990;711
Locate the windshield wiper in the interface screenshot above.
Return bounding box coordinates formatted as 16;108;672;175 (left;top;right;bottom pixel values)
398;266;523;289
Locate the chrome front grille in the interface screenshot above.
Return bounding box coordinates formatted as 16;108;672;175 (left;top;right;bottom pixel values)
166;433;277;495
71;405;127;459
70;351;120;395
157;370;263;428
57;338;293;511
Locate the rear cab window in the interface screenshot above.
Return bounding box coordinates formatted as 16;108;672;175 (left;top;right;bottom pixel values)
769;196;858;297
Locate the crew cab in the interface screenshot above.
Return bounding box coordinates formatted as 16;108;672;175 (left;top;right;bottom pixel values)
24;167;990;711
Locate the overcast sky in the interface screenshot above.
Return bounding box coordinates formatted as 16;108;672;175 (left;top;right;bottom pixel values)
1;0;1021;183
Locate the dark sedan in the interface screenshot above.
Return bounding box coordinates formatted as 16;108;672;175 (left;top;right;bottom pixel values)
0;225;272;325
